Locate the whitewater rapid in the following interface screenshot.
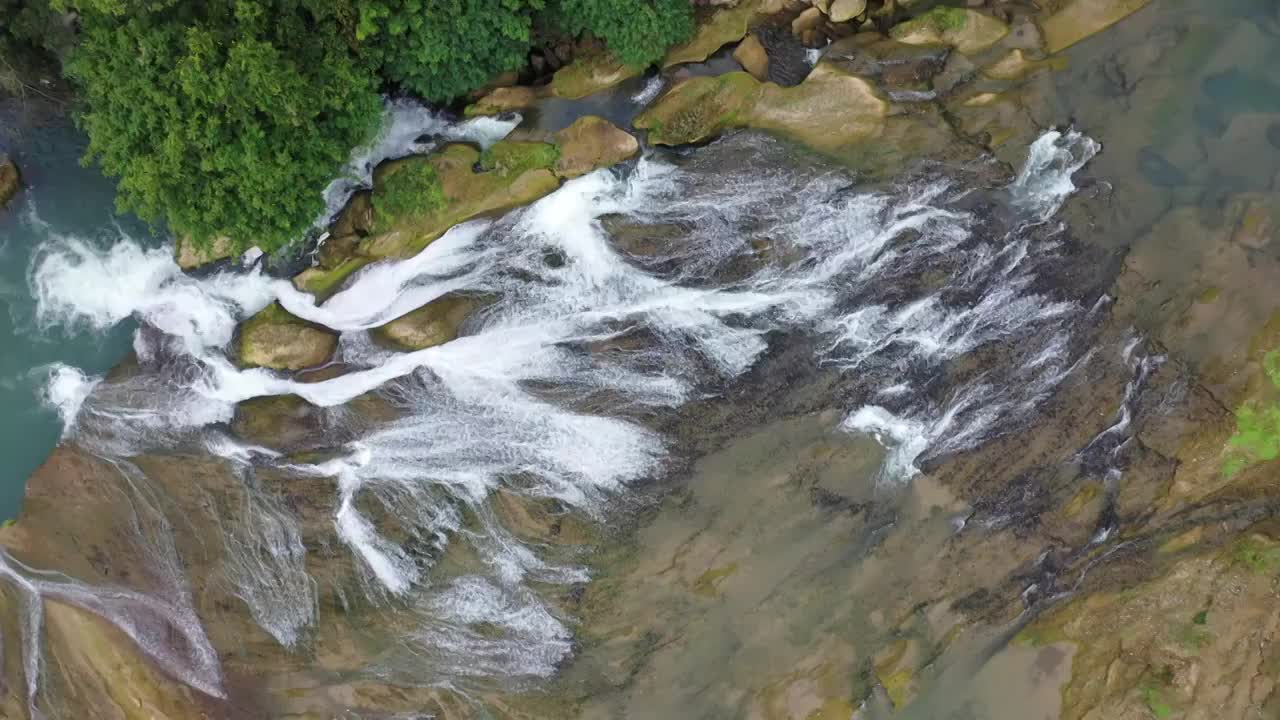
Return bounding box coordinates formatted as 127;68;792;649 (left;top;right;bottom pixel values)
18;116;1100;702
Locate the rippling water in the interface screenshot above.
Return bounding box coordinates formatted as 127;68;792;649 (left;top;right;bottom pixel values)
0;91;1103;711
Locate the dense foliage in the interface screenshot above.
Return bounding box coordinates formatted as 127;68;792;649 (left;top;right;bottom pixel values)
61;0;382;252
356;0;545;102
372;160;446;228
552;0;693;67
6;0;694;253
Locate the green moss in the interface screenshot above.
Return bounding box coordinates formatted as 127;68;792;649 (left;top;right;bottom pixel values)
478;141;560;177
372;160;447;230
896;6;969;36
1196;286;1221;303
1143;687;1173;719
1192;610;1208;625
1223;348;1280;476
1231;535;1280;575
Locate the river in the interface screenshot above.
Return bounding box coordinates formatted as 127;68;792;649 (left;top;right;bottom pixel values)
1;0;1279;717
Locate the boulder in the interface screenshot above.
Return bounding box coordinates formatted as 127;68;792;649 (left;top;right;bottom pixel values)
982;48;1064;81
0;154;19;208
755;25;812;86
889;7;1009;55
237;303;338;370
464;85;540;117
296;144;561;294
824;34;951;93
733;34;770;81
175;234;237;270
663;0;763;67
373;294;486;351
828;0;867;22
633;72;762;146
1039;0;1153;54
634;64;888;153
551;52;640;100
554;116;640;179
792;6;824;35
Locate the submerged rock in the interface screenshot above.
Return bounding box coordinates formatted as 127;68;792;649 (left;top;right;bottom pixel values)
889;7;1009;55
1039;0;1153;54
237;302;338;370
373;294;487;351
0;154;20;208
554;115;640;179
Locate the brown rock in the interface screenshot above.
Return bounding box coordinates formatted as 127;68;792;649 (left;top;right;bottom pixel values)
464;85;540;117
829;0;867;22
792;6;824;35
238;303;338;370
554;116;640;179
0;154;19;208
733;34;771;81
174;234;237;270
374;294;486;351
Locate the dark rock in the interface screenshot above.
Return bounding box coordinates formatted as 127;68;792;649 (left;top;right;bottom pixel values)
824;34;950;94
756;25;812;87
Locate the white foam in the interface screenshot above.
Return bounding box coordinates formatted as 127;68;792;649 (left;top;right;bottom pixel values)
318;98;518;226
1010;129;1101;220
18;127;1103;695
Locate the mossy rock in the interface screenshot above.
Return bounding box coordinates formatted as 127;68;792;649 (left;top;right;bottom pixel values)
634;72;762;145
295;145;563;294
635;64;888;154
478;140;560;177
373;294;487;351
237;302;338;371
175;234;237;271
294;124;637;297
890;7;1009;55
464;85;540;117
551;51;640;100
1040;0;1153;54
662;0;763;68
554;116;640;179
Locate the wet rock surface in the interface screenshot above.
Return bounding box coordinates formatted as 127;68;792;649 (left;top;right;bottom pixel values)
3;1;1276;719
0;153;20;208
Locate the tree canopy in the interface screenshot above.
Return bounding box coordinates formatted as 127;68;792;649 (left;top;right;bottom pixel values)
16;0;694;254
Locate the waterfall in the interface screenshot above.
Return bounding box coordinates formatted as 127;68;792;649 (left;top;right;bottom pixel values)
13;122;1101;705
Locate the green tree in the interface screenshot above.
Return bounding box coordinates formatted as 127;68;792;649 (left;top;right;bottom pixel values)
355;0;545;102
63;0;381;253
550;0;693;67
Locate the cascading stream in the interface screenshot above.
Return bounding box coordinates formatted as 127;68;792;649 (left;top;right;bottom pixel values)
15;117;1101;703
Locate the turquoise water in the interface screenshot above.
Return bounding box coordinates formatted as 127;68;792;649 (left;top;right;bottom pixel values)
0;105;153;521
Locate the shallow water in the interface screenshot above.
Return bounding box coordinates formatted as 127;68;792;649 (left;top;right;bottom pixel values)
0;106;151;521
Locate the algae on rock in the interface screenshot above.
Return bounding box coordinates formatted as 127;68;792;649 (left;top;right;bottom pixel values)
634;64;889;154
890;7;1009;55
374;294;487;351
238;302;338;371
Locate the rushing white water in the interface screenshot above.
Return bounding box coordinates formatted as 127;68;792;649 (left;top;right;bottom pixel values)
318;98;518;226
16;125;1101;703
